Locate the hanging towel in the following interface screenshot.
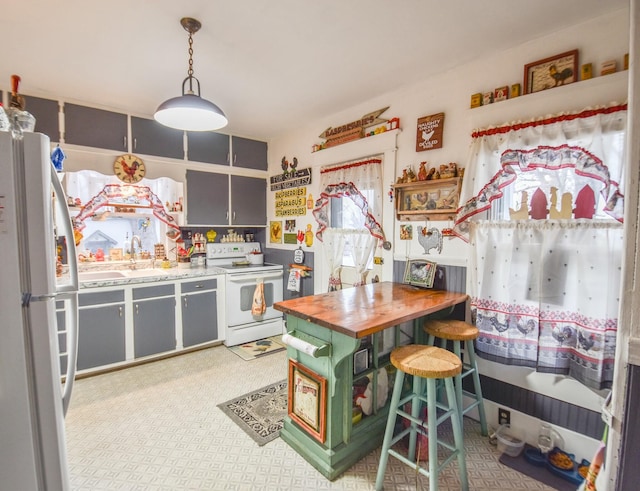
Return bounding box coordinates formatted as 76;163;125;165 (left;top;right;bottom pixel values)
251;280;266;316
287;269;301;292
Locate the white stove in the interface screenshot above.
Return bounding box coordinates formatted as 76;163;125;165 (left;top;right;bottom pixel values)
206;242;284;346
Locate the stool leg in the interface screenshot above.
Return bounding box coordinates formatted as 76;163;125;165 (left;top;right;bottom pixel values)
452;340;464;429
426;378;439;491
444;377;469;491
465;339;488;436
408;375;423;461
375;369;405;491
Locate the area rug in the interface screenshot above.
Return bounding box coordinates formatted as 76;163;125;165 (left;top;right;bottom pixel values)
217;380;288;446
227;335;286;361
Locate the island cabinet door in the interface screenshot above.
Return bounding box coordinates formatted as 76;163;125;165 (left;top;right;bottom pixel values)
133;284;176;358
186;170;229;226
231;175;266;226
186;131;230;165
64;103;128;151
131;116;185;160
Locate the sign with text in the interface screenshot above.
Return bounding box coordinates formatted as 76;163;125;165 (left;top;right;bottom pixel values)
270;168;312;191
416;112;445;152
275;187;307;217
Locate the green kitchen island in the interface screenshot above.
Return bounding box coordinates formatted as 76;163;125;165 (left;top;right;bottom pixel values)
274;282;468;480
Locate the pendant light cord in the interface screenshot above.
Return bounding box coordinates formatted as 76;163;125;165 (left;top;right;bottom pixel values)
186;31;195;93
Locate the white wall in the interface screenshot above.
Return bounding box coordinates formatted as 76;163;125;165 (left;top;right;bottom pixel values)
266;7;630;459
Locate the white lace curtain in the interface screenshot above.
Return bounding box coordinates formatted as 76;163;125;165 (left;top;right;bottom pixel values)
314;156;383;290
455;104;627;389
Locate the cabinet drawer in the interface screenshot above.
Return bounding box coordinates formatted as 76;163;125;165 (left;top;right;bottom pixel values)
133;284;175;300
80;290;124;306
182;278;217;293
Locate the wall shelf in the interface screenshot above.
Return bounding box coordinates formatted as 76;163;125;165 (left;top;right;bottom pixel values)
393;177;461;221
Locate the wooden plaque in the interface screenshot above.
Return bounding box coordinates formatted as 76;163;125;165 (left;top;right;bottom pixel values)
416;113;445;152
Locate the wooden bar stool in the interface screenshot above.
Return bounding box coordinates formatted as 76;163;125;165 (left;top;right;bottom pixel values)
375;345;468;491
424;319;488;436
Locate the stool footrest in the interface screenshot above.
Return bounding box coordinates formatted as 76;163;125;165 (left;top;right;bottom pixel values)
387;447;463;479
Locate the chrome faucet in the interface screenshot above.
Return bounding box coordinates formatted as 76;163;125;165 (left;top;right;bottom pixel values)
130;235;142;269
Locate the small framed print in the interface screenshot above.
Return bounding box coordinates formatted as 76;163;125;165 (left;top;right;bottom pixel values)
494;86;509;102
524;50;578;94
353;348;369;374
288;360;327;443
403;259;437;288
581;63;593;80
510;83;521;98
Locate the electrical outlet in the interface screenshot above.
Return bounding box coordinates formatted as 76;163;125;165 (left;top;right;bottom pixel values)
498;408;511;426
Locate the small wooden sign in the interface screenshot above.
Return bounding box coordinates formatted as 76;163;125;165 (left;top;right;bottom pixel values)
416;112;445;152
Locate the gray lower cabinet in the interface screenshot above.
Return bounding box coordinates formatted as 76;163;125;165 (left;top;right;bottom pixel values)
133;284;176;358
64;103;128;151
131;116;185;160
181;279;219;347
78;290;126;370
231;175;266;225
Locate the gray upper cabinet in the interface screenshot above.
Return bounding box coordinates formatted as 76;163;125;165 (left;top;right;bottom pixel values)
231;175;266;225
24;94;60;142
187;131;230;165
131;116;184;160
186;170;229;225
231;136;267;170
64;103;128;151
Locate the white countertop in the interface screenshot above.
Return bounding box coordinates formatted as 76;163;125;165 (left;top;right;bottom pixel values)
78;266;226;289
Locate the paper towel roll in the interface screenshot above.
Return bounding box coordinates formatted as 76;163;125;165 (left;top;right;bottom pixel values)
282;333;318;356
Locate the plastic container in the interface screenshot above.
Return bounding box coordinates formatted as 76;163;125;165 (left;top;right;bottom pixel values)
496;424;525;457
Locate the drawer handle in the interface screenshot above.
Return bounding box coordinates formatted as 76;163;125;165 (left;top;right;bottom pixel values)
195;284;204;289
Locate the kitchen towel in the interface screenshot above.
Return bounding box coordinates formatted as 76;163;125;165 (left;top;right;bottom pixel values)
251;280;266;316
287;269;301;292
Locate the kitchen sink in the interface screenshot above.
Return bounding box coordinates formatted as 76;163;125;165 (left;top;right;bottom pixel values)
78;271;127;280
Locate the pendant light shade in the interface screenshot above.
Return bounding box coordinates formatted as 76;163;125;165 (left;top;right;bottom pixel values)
154;17;228;132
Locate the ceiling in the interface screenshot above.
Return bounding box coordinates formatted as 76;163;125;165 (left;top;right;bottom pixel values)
1;0;627;141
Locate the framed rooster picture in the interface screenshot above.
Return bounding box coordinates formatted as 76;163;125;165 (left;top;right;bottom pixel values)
416;112;445;152
524;50;578;94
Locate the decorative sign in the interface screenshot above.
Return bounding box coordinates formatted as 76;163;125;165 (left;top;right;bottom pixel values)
416;112;445;152
275;187;307;217
270;167;312;191
316;107;390;149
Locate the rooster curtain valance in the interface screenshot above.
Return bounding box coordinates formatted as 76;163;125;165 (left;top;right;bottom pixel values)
455;104;627;390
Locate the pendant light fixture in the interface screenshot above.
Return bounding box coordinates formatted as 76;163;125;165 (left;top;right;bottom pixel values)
154;17;228;132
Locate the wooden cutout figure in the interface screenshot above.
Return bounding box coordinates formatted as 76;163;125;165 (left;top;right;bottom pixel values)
529;188;548;219
509;191;529;220
574;185;596;219
549;187;574;219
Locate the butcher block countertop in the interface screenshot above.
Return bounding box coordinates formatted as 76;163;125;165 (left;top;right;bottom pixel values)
274;282;468;339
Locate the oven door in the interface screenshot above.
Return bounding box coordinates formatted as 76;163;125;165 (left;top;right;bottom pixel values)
226;269;284;327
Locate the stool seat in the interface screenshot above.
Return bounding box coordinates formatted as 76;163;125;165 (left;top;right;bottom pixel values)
391;344;461;379
424;319;479;341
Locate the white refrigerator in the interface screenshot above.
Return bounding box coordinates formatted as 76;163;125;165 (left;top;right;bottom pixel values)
0;131;79;490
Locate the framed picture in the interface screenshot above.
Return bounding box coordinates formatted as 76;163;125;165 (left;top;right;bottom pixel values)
353;348;369;375
394;177;461;221
403;259;437;288
416;112;445;152
524;50;578;94
288;360;327;443
269;221;282;243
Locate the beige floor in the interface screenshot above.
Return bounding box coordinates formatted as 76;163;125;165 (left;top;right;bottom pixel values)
65;345;557;490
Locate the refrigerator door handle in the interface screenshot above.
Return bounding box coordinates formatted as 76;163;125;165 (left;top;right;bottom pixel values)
59;291;78;416
50;164;78;293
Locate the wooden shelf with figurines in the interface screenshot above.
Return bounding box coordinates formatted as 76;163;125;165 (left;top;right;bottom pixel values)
393;162;463;221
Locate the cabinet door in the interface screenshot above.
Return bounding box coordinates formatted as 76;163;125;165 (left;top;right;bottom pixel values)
133;296;176;358
77;303;126;370
231;175;266;225
64;103;128;151
131;116;184;160
24;94;60;142
181;289;219;347
231;136;268;170
186;170;229;225
187;131;230;165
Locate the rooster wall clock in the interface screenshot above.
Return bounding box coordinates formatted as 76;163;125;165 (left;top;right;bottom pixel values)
114;154;146;183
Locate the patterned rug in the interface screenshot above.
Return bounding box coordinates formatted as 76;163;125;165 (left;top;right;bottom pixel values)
217;380;288;446
227;335;286;361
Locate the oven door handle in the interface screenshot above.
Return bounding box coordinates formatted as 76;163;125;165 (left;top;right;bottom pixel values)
227;270;284;283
